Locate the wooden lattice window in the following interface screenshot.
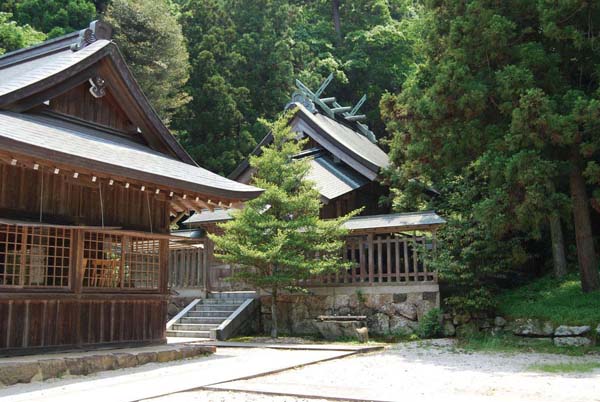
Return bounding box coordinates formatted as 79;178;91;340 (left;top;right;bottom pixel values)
124;238;160;289
0;224;71;287
83;232;123;288
83;232;160;290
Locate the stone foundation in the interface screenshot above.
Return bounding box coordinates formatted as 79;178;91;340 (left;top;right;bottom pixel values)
0;344;215;386
259;284;440;337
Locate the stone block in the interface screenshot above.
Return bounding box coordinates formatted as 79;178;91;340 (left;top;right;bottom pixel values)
494;316;507;327
442;321;456;337
393;302;417;321
156;350;177;363
554;325;591;337
38;359;68;380
423;292;438;303
136;351;157;366
0;363;40;386
389;316;417;336
393;293;407;303
511;318;554;337
554;337;591;347
415;300;434;322
314;320;366;341
406;293;423;303
64;357;91;376
367;312;390;335
113;353;138;369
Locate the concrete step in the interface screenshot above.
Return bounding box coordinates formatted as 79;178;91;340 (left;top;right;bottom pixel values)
180;317;225;325
172;323;219;331
193;305;239;312
187;311;233;318
207;292;256;300
165;330;211;338
201;299;247;305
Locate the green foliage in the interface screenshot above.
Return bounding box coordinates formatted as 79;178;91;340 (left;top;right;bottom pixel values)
172;0;415;174
416;307;442;339
528;362;600;373
210;113;357;335
11;0;96;38
104;0;190;123
0;12;45;55
497;273;600;325
383;0;600;308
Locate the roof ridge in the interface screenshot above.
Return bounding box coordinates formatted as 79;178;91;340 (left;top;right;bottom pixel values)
0;20;111;69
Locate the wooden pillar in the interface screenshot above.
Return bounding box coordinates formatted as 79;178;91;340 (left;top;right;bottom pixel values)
367;233;374;285
202;239;211;292
158;238;169;294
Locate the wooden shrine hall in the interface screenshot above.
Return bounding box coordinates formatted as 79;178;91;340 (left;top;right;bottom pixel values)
0;21;262;354
183;76;445;293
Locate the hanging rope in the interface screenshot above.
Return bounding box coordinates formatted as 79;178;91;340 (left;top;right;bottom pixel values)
39;168;44;222
146;192;153;233
99;182;105;228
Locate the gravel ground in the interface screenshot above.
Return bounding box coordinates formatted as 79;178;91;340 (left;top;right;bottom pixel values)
192;339;600;402
149;390;332;402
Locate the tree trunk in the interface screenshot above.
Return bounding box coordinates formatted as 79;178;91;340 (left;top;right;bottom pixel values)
569;159;600;292
270;287;278;338
332;0;342;45
549;212;567;278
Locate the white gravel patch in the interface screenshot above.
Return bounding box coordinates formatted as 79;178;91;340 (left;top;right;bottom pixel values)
202;339;600;402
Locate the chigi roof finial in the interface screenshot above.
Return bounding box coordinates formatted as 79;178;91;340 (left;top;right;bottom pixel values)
285;73;376;143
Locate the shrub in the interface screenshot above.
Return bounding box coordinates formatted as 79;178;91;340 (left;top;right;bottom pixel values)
416;308;442;338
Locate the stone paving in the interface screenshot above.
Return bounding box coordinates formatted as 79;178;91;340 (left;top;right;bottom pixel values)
0;347;355;402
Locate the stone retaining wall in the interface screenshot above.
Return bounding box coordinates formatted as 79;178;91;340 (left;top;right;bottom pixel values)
260;285;440;337
444;312;600;347
0;344;215;386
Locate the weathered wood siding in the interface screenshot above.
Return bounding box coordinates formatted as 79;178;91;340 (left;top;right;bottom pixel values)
0;296;166;352
48;83;138;136
0;162;169;233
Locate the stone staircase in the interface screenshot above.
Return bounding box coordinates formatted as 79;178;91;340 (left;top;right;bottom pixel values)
166;292;256;339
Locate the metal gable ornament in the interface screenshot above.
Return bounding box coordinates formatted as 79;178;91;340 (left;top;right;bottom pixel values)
285;91;316;113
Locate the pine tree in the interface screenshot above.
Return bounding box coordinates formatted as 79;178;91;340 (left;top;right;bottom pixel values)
382;1;600;295
104;0;190;123
210;113;356;337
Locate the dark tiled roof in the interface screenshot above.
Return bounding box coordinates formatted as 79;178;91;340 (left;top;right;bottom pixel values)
0;40;111;97
0;112;262;200
306;156;368;201
229;103;389;182
343;211;446;232
299;104;389;171
183;208;234;225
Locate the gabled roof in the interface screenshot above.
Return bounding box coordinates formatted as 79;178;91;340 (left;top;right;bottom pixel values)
0;111;262;200
0;21;193;164
306;155;368;201
229;103;390;183
0;21;262;203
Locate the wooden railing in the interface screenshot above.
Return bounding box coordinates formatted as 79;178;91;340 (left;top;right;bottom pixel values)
304;233;437;287
168;243;207;289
